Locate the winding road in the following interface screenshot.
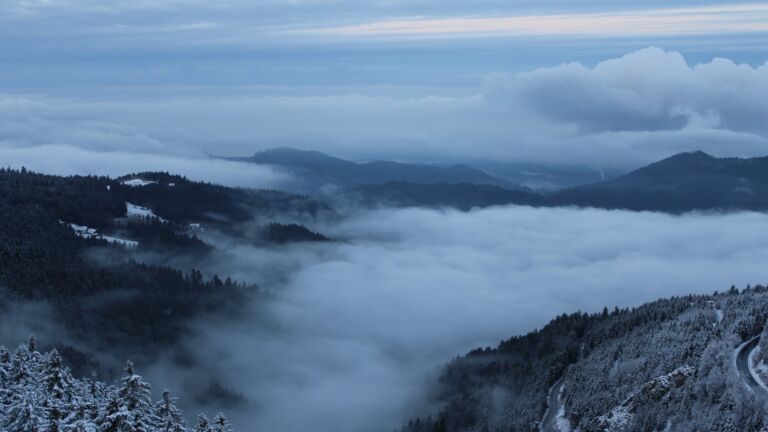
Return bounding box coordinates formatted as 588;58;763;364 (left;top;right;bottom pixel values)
735;336;765;393
540;378;564;432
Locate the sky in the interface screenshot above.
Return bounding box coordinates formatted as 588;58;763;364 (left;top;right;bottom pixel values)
2;0;768;174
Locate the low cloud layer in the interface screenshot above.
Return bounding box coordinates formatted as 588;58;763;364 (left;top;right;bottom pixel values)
0;145;290;189
2;48;767;171
162;205;768;432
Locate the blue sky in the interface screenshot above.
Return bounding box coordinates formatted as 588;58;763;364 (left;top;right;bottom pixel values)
1;0;768;175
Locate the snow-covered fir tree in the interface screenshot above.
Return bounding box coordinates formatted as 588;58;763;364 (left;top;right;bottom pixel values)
154;390;186;432
211;414;233;432
0;339;236;432
194;415;210;432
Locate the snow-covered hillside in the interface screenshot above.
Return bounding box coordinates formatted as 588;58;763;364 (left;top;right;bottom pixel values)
0;337;234;432
64;222;139;248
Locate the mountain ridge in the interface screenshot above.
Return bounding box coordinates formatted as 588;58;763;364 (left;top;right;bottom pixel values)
228;147;520;190
352;151;768;213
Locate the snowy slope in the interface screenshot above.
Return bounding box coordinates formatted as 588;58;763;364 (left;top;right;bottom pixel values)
65;222;139;247
125;202;167;222
122;178;157;187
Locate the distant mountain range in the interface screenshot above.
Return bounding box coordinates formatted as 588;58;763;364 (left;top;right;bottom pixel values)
228;147;521;190
352;151;768;213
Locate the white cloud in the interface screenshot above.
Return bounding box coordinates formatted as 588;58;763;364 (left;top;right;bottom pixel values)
483;47;768;166
167;205;768;432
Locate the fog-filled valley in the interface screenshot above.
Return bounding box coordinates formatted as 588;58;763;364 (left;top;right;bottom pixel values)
4;2;768;429
172;205;768;431
4;162;768;431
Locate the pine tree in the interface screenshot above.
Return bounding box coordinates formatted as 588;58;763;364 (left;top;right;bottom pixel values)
99;396;129;432
196;414;211;432
153;390;186;432
89;371;100;398
46;401;63;432
44;350;70;400
132;412;151;432
117;361;152;413
10;346;31;384
0;345;9;365
0;345;9;387
212;413;233;432
28;336;39;357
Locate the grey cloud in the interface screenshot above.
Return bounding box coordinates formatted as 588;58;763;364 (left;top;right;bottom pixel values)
4;48;768;173
487;47;768;137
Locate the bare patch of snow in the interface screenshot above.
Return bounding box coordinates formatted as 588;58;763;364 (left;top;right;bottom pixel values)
555;395;572;432
126;202;156;218
125;202;167;222
121;178;157;187
63;222;138;248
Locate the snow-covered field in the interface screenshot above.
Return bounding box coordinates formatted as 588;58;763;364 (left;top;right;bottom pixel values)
121;178;157;187
126;202;166;222
65;222;138;248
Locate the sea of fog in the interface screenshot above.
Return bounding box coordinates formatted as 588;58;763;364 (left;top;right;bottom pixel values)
139;205;768;432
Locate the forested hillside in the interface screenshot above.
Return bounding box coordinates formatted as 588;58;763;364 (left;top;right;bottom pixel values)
0;337;234;431
403;285;768;432
0;168;327;360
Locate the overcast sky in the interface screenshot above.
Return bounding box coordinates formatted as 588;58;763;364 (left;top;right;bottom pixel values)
2;0;768;171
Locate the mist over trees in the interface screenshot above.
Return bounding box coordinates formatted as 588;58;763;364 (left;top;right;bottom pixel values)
5;161;768;431
0;168;331;369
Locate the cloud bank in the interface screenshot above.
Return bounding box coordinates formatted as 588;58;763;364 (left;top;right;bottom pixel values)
0;144;288;188
2;48;768;171
483;47;768;166
160;205;768;432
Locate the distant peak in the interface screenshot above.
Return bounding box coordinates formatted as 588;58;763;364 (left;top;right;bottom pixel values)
625;150;718;179
244;147;354;169
648;151;715;167
670;150;714;160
